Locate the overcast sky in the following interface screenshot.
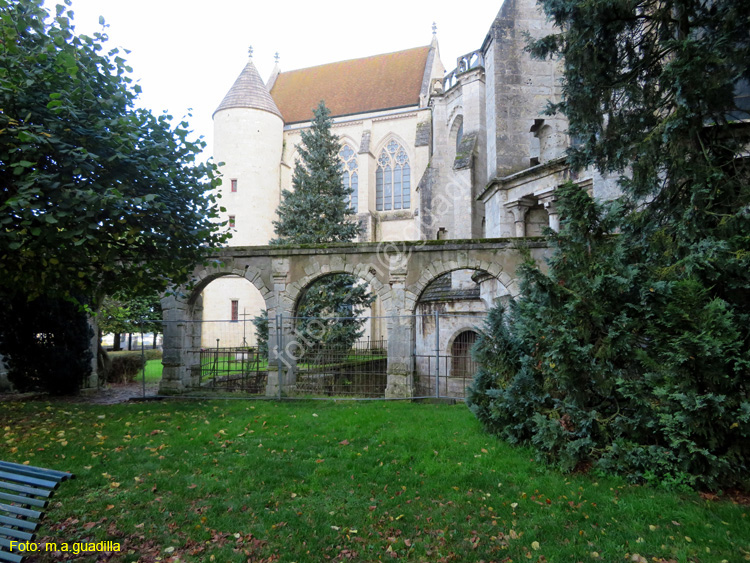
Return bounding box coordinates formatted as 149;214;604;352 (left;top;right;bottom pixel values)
45;0;503;159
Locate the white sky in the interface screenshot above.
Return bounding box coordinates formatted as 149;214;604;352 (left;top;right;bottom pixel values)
45;0;502;160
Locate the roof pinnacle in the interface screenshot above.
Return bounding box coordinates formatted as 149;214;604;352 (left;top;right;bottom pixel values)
248;45;253;59
432;22;437;35
274;52;280;64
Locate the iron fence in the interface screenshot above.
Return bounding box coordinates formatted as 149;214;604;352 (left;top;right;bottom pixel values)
293;338;387;398
114;312;487;401
194;345;267;394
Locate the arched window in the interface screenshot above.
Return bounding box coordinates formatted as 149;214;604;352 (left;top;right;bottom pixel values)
451;330;478;379
339;144;358;213
376;140;410;211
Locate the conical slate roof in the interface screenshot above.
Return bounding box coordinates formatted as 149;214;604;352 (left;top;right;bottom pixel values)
214;57;282;119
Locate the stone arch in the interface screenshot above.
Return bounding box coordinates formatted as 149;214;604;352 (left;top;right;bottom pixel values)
408;257;519;315
188;264;272;308
446;105;463;131
447;328;479;355
187;264;274;350
284;265;388;317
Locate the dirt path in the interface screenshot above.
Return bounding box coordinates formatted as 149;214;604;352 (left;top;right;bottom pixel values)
0;381;160;405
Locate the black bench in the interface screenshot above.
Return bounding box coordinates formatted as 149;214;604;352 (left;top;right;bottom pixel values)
0;461;75;563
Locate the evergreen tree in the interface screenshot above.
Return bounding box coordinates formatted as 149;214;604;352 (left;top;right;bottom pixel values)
260;102;373;360
469;0;750;490
271;101;360;244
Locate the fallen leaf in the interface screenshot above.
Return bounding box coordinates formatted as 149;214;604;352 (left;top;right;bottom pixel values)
531;541;540;550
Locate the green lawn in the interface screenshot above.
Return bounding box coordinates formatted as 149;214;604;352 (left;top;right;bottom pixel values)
1;401;747;562
143;359;163;383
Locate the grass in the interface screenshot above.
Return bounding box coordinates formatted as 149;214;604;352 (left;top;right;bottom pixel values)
1;400;748;562
143;359;163;383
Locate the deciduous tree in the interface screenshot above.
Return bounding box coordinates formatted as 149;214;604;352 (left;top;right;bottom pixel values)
0;0;228;303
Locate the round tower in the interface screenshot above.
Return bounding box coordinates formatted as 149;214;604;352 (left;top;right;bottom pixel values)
213;48;284;246
202;50;284;348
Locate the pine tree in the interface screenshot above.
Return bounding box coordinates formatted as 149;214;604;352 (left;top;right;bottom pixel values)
271;101;359;244
469;0;750;490
259;102;373;360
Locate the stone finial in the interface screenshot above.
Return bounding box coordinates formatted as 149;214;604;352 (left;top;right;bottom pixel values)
274;52;280;64
432;22;437;35
248;45;253;59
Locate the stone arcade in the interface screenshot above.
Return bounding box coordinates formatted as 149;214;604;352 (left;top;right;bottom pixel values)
159;239;550;397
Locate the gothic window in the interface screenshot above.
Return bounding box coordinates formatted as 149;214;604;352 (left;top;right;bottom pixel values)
231;300;239;322
376;140;411;211
230;178;238;192
339;144;358;212
228;215;236;228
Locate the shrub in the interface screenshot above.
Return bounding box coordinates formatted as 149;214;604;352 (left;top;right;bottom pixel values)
107;351;146;383
0;295;92;395
467;184;750;490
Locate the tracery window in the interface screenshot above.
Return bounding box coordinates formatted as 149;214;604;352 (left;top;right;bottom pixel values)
376;140;410;211
339;144;358;213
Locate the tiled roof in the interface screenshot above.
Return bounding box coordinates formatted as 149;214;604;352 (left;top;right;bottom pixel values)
270;46;431;124
214;58;282;119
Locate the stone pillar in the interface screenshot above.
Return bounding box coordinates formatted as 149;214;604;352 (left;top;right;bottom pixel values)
538;192;560;232
265;258;297;397
385;255;414;398
505;200;533;237
158;293;192;394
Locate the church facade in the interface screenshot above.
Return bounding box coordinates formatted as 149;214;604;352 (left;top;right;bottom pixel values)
200;0;617;350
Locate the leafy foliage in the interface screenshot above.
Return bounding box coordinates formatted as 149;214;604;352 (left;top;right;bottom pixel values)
98;291;163;343
263;101;372;358
0;294;92;394
0;0;228;303
470;0;750;490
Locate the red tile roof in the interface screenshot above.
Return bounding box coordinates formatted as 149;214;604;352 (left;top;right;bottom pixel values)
270;46;430;124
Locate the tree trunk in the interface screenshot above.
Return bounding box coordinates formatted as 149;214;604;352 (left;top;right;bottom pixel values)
113;332;121;351
127;333;132;351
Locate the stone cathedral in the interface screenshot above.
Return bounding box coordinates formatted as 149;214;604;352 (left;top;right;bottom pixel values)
200;0;618;349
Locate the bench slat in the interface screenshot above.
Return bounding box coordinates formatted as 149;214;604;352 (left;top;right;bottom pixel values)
0;525;34;541
0;493;47;510
0;472;57;491
0;516;36;532
0;481;54;499
0;545;24;563
0;462;73;483
0;461;74;563
0;504;41;520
